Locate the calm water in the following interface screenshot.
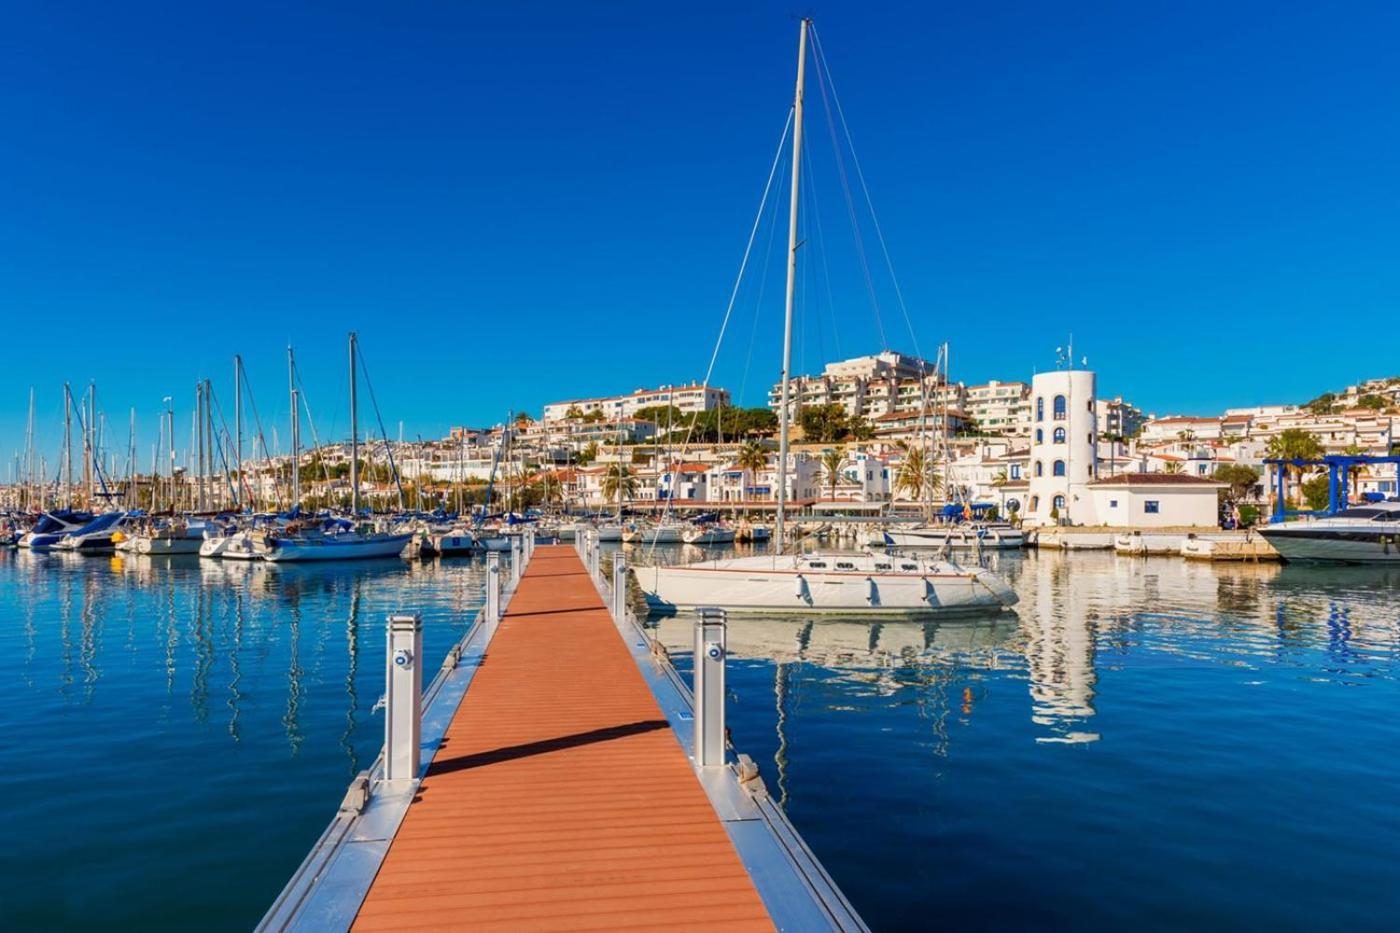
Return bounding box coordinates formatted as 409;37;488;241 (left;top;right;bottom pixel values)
3;547;1400;930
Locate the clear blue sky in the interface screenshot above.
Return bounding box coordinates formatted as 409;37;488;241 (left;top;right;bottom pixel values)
4;1;1398;467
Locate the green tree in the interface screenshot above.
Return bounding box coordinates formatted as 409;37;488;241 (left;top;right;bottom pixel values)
1163;460;1184;474
564;405;584;420
1266;428;1324;501
1213;464;1260;503
1358;394;1386;411
602;464;638;503
1306;392;1337;415
1301;475;1331;510
736;440;768;475
576;440;599;465
894;447;940;503
820;448;847;500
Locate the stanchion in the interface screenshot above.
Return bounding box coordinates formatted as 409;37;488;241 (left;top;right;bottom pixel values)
693;607;727;768
384;612;423;783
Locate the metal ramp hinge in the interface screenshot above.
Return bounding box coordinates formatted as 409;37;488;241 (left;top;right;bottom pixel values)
735;754;768;799
338;771;371;816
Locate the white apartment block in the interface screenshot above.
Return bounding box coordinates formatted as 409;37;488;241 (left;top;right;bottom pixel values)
768;351;945;421
964;381;1031;436
542;383;730;423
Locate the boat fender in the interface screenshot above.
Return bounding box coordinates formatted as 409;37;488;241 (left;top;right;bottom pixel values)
794;573;807;599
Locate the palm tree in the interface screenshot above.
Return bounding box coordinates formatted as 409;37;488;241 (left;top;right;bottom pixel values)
991;469;1009;487
1266;428;1324;505
602;463;638;503
820;447;847;501
894;447;941;503
1163;460;1184;474
736;440;768;475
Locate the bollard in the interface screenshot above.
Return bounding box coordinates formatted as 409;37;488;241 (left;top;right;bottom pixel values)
588;531;600;580
693;607;727;768
486;552;501;623
384;612;423;784
524;527;534;562
612;555;627;623
575;529;585;559
510;537;521;585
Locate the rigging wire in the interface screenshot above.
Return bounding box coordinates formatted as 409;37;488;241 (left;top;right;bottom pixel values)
810;24;923;359
354;344;407;511
646;108;795;560
809;27;888;351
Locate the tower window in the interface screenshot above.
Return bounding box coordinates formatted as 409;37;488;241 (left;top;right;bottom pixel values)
1053;460;1066;477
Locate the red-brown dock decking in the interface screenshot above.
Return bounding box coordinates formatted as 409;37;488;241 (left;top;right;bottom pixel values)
352;545;774;932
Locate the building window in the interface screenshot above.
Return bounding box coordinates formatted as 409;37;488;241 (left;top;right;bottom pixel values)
1145;500;1160;514
1010;464;1021;480
1030;495;1040;511
1034;461;1043;477
1035;428;1043;443
1053;494;1066;510
1109;499;1118;508
1053;395;1067;420
1053;427;1065;443
1036;397;1044;421
1053;460;1066;477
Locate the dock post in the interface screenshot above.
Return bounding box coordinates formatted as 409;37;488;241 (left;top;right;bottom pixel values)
384;612;423;784
693;607;727;768
511;537;522;585
589;531;600;580
486;552;501;623
576;529;585;559
524;527;534;562
612;555;627;623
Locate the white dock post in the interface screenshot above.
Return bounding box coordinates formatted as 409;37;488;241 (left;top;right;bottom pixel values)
588;530;600;579
612;555;627;623
384;612;423;784
510;537;522;585
524;527;534;562
486;552;501;623
693;607;727;768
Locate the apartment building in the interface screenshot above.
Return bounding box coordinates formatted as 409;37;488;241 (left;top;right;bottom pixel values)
542;383;730;423
768;351;943;421
964;381;1031;436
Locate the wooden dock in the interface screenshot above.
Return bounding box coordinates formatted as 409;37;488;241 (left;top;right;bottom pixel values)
354;545;771;930
261;541;864;932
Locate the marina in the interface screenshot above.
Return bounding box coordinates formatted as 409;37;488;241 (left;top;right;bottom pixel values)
4;545;1400;929
5;4;1400;930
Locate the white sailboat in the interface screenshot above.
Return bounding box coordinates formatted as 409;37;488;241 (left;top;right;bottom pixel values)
640;20;1017;617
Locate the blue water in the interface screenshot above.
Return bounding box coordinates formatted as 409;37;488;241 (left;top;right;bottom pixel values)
2;548;1399;929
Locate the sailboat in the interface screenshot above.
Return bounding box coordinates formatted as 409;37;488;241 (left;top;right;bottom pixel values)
641;20;1017;617
264;333;413;563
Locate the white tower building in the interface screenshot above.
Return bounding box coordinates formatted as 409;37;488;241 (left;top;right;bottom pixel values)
1026;368;1097;525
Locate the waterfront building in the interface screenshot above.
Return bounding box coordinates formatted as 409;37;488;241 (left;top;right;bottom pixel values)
1025;368;1097;526
542;383;730;423
1096;396;1146;439
1083;473;1225;528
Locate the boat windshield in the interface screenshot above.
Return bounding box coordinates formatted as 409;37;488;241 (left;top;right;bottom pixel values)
72;512;125;535
1334;508;1385;519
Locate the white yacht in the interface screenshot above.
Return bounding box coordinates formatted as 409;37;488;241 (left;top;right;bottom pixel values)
642;551;1018;616
883;523;1025;550
1258;502;1400;562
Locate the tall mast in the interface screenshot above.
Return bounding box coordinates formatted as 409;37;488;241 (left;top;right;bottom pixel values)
165;396;175;512
25;388;35;511
234;355;243;509
288;346;300;508
63;383;73;509
775;17;809;548
84;383;94;507
196;381;206;511
349;332;360;516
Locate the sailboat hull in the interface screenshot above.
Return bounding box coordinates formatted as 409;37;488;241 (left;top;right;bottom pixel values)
264;533;413;562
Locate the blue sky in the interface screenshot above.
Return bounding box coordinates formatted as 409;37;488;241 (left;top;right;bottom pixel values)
3;1;1399;466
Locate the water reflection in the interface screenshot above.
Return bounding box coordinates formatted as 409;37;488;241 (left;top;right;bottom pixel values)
652;549;1400;755
0;551;484;771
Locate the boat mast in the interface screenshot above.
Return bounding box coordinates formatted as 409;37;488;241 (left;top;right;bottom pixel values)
775;18;810;548
234;354;243;509
349;332;360;516
288;346;300;509
63;383;73;510
24;388;35;511
196;381;206;511
164;396;174;512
